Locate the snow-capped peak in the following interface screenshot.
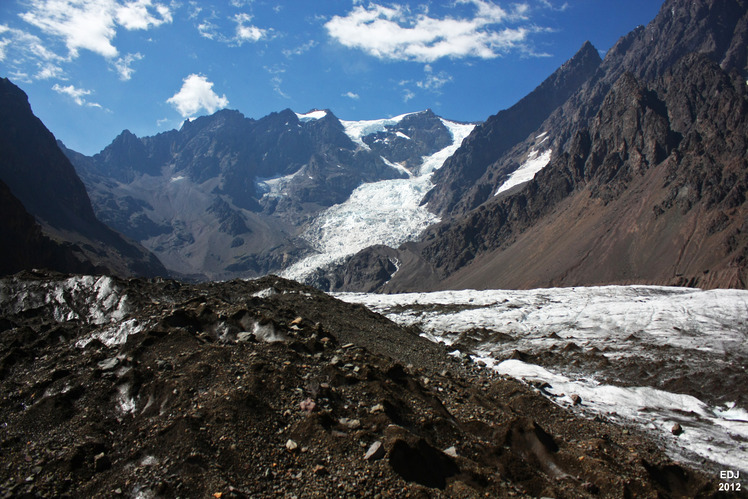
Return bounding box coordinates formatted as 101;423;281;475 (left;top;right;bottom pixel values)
295;110;328;121
340;112;416;149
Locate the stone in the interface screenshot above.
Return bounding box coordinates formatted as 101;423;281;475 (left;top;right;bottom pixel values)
97;357;119;370
443;446;458;458
370;403;385;414
285;439;298;452
94;452;111;472
671;423;684;436
570;394;582;406
364;441;385;461
300;398;316;413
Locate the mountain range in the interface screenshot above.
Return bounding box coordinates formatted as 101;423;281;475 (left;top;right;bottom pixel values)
1;0;746;293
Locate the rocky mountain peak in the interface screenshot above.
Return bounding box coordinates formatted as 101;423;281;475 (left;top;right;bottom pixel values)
423;40;602;216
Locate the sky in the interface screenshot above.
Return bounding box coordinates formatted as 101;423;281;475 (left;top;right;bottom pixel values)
0;0;663;155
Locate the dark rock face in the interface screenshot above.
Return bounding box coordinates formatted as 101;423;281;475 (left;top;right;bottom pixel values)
415;53;747;290
0;180;98;276
423;41;602;216
362;110;454;173
0;78;167;278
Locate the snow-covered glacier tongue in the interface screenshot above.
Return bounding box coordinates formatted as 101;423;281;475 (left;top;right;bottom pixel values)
282;118;475;283
336;285;748;474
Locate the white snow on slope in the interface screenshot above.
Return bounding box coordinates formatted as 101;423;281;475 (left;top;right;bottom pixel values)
295;110;328;121
336;285;748;473
496;148;552;195
282;119;475;282
340;112;413;149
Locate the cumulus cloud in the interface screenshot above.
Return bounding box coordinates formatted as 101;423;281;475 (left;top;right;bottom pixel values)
52;83;102;107
342;91;360;100
325;0;540;63
167;74;229;117
19;0;172;59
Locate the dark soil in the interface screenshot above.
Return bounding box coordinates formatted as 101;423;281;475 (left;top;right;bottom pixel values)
0;271;734;497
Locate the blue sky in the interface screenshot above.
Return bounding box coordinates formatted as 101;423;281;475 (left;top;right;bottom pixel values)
0;0;663;155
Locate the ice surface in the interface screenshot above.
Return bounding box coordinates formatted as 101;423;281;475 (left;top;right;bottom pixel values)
1;275;130;325
256;170;300;198
282;119;475;282
336;285;748;472
496;148;552;195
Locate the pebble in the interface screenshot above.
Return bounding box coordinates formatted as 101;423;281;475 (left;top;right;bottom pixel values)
570;394;582;406
300;398;316;413
364;441;385;461
444;446;458;458
671;423;684;436
370;404;385;414
285;439;299;452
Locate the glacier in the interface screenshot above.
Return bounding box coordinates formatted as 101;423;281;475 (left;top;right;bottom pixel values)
336;285;748;474
282;118;475;282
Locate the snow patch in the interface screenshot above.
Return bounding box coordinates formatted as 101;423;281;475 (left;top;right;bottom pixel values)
496;148;552;195
340;112;412;149
295;110;327;121
256;170;300;198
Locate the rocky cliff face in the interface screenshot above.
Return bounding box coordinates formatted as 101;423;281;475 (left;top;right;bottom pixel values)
334;0;748;292
0;180;99;276
415;54;746;290
423;41;602;217
0;78;167;278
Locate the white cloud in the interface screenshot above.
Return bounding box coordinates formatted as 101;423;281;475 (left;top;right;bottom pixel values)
35;62;66;79
0;38;10;62
166;74;229;117
402;89;415;102
342;91;360;100
19;0;172;60
112;52;143;80
325;0;539;63
0;24;68;80
270;75;289;98
52;83;102;107
116;0;173;30
417;64;452;90
282;40;317;57
233;13;267;44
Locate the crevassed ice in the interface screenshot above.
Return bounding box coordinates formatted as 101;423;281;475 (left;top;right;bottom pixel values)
335;285;748;473
282;119;475;282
